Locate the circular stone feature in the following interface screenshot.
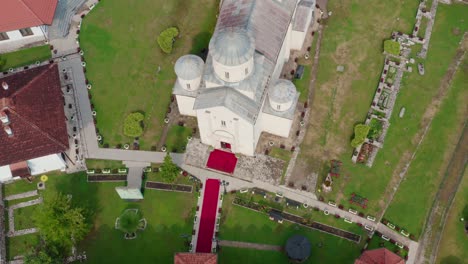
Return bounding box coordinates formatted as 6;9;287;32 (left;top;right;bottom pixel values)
285;235;311;262
209;27;255;66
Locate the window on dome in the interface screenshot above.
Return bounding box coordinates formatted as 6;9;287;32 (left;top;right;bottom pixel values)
221;120;226;127
186;83;191;90
277;105;281;110
225;72;229;79
245;68;249;75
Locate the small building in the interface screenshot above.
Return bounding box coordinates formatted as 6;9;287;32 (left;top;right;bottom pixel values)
0;64;69;182
174;253;217;264
355;248;405;264
0;0;58;52
285;235;311;263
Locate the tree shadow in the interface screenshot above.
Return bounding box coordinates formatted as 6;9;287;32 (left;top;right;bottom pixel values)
190;32;212;61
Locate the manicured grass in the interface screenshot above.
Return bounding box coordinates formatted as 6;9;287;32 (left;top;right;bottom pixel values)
298;2;468;217
417;16;429;39
79;0;218;149
3;180;38;197
6;233;39;260
436;172;468;264
14;205;38;230
165;125;192;153
269;147;292;163
218;247;288;264
85;159;124;169
220;195;363;263
367;236;408;258
5;172;197;262
384;49;468;237
0;45;51;71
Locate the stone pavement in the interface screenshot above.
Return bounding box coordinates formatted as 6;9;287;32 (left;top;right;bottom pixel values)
218;240;282;251
4;191;38;201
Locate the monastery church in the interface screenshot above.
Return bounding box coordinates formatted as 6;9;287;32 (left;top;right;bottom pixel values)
173;0;315;156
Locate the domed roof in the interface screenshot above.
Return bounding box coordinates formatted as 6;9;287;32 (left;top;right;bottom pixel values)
285;235;311;261
269;79;297;103
174;55;204;80
209;27;255;66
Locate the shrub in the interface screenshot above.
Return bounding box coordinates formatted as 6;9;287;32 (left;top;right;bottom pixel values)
384;40;401;56
351;124;370;148
123;112;144;137
157;27;179;54
368;119;383;139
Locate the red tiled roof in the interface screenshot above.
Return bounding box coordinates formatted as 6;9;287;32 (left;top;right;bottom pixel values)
174;253;217;264
10;161;30;177
355;248;405;264
0;0;58;32
0;64;68;167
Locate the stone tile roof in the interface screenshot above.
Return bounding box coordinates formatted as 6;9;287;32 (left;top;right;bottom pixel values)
293;1;314;32
0;0;58;32
174;253;217;264
0;64;68;166
355;248;405;264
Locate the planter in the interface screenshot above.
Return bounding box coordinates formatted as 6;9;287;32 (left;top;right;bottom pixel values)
87;84;92;90
124;144;130;150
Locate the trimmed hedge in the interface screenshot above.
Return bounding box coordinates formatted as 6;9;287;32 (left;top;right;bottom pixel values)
384;40;400;56
351;124;370;148
123;112;144;137
157;27;179;54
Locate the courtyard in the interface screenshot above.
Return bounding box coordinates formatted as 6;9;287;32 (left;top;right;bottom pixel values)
79;0;218;149
3;172;197;262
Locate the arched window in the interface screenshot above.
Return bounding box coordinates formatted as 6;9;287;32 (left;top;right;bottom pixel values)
225;72;230;79
186;83;191;90
277;105;281;110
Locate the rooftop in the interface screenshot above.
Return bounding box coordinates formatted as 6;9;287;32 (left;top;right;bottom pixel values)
355;248;405;264
0;64;69;166
174;253;217;264
0;0;58;32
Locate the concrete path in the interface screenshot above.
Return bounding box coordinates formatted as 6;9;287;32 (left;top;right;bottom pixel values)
4;191;38;201
218;240;282;251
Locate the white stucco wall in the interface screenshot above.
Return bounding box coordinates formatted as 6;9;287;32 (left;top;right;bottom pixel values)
176;95;197;117
291;30;307;50
0;26;47;53
177;76;202;91
197;107;255;156
0;165;13;182
212;57;254;83
27;153;66;176
258;111;293;138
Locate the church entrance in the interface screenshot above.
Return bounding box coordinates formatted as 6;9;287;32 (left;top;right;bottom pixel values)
220;141;231;150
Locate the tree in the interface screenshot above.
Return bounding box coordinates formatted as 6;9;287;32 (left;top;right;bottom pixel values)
0;56;5;70
351;124;370;148
157;27;179;54
33;192;90;252
123;112;144;137
160;154;179;182
368;118;383;139
383;40;400;56
24;240;62;264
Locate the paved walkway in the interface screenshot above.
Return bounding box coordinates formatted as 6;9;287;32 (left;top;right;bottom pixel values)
4;191;38;201
218;240;282;251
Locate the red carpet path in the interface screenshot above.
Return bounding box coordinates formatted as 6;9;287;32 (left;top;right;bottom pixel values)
206;149;238;174
196;179;220;253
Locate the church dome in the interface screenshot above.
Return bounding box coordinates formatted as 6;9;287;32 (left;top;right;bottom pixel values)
269;80;297;104
174;55;204;80
209;28;255;66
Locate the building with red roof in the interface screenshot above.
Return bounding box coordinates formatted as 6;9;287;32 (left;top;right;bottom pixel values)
0;0;58;52
355;248;405;264
174;253;217;264
0;63;69;181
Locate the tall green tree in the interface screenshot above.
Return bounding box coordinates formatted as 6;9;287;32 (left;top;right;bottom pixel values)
33;192;90;252
160;154;179;182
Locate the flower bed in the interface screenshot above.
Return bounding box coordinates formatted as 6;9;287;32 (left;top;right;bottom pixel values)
145;181;192;193
87;174;127;182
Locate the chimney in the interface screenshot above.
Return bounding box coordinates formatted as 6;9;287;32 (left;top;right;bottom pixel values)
4;125;13;137
0;111;9;125
1;81;8;90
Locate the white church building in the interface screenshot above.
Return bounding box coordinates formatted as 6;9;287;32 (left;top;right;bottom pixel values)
173;0;315;156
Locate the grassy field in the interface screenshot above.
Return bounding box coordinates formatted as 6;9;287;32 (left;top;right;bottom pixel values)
13;205;38;230
366;236;408;258
384;49;468;236
218;247;289;264
6;234;39;260
436;171;468;264
85;159;124;169
79;0;218;149
164;125;192;153
294;1;468;217
0;45;51;71
5;173;197;262
219;195;363;263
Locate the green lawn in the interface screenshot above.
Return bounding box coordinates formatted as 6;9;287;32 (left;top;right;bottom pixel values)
294;64;312;102
85;159;124;169
218;247;288;264
5;172;197;262
384;48;468;237
13;205;38;230
219;195;363;263
79;0;218;149
436;171;468;264
3;180;38;197
367;236;408;258
0;45;51;71
298;1;468;217
6;234;39;260
164;125;192;153
417;16;429;39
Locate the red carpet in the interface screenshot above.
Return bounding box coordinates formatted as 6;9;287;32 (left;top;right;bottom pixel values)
206;149;237;174
196;179;220;253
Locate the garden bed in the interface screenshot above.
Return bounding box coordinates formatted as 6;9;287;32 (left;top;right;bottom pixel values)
145;181;192;193
87;175;127;182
